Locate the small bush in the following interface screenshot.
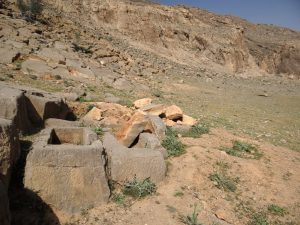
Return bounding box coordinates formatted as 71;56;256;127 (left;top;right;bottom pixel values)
17;0;43;21
221;140;262;159
249;212;269;225
180;204;203;225
162;127;185;157
174;191;184;197
209;172;238;192
267;204;285;216
112;193;125;205
94;127;104;137
181;123;209;138
123;177;156;198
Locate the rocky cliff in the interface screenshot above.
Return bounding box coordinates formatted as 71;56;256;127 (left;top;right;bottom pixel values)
41;0;300;77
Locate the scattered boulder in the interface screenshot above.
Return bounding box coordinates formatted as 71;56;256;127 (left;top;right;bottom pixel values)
134;98;152;109
82;102;133;129
103;133;166;183
146;115;166;141
115;112;149;147
82;107;103;122
24;128;110;213
165;105;183;120
140;104;166;117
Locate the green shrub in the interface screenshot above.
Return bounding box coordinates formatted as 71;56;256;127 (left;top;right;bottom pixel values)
94;127;104;137
180;204;203;225
221;140;262;159
123;177;156;198
162;127;185;157
112;193;125;205
267;204;285;216
17;0;43;21
181;123;209;138
249;212;269;225
209;172;238;192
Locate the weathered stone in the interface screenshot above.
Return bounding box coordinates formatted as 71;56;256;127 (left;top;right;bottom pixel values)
177;114;197;126
140;104;166;117
104;93;121;104
0;118;20;188
135;133;168;159
24;128;109;213
69;67;96;80
134;98;152;109
0;180;10;225
163;118;177;127
82;102;133;129
0;47;19;64
25;90;71;126
103;133;166;183
82;107;103;122
145;115;166;141
0;84;31;133
21;58;52;77
45;118;79;128
165;105;183;120
37;48;66;63
115;112;149;147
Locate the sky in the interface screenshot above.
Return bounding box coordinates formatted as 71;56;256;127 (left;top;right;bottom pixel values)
159;0;300;31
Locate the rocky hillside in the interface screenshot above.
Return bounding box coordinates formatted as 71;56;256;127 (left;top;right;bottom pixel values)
42;0;300;77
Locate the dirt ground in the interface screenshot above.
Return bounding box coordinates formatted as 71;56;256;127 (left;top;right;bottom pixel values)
56;128;300;225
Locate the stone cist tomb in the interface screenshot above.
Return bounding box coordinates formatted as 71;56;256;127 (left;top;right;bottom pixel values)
24;127;110;213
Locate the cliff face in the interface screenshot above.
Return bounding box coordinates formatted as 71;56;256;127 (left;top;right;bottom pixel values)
45;0;300;77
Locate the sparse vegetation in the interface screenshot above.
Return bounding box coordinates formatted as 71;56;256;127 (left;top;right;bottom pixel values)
112;193;126;205
249;212;269;225
87;104;95;112
221;140;263;159
94;127;104;136
123;177;156;198
181;123;209;138
174;190;184;197
180;204;203;225
209;172;238;192
162;127;186;157
267;204;286;216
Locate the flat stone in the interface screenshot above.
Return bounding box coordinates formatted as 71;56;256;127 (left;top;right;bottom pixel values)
37;48;66;63
177;114;197;126
21;58;52;77
45;118;80;128
140;104;166;117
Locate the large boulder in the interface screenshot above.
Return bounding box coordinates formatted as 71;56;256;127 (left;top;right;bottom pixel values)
103;133;166;184
0;118;20;188
134;98;152;109
115;112;149;147
24;128;110;213
145;115;166;141
0;180;10;225
165;105;183;120
140;104;166;117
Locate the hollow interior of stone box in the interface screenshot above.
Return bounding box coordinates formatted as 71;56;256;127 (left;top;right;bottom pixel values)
48;128;85;145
